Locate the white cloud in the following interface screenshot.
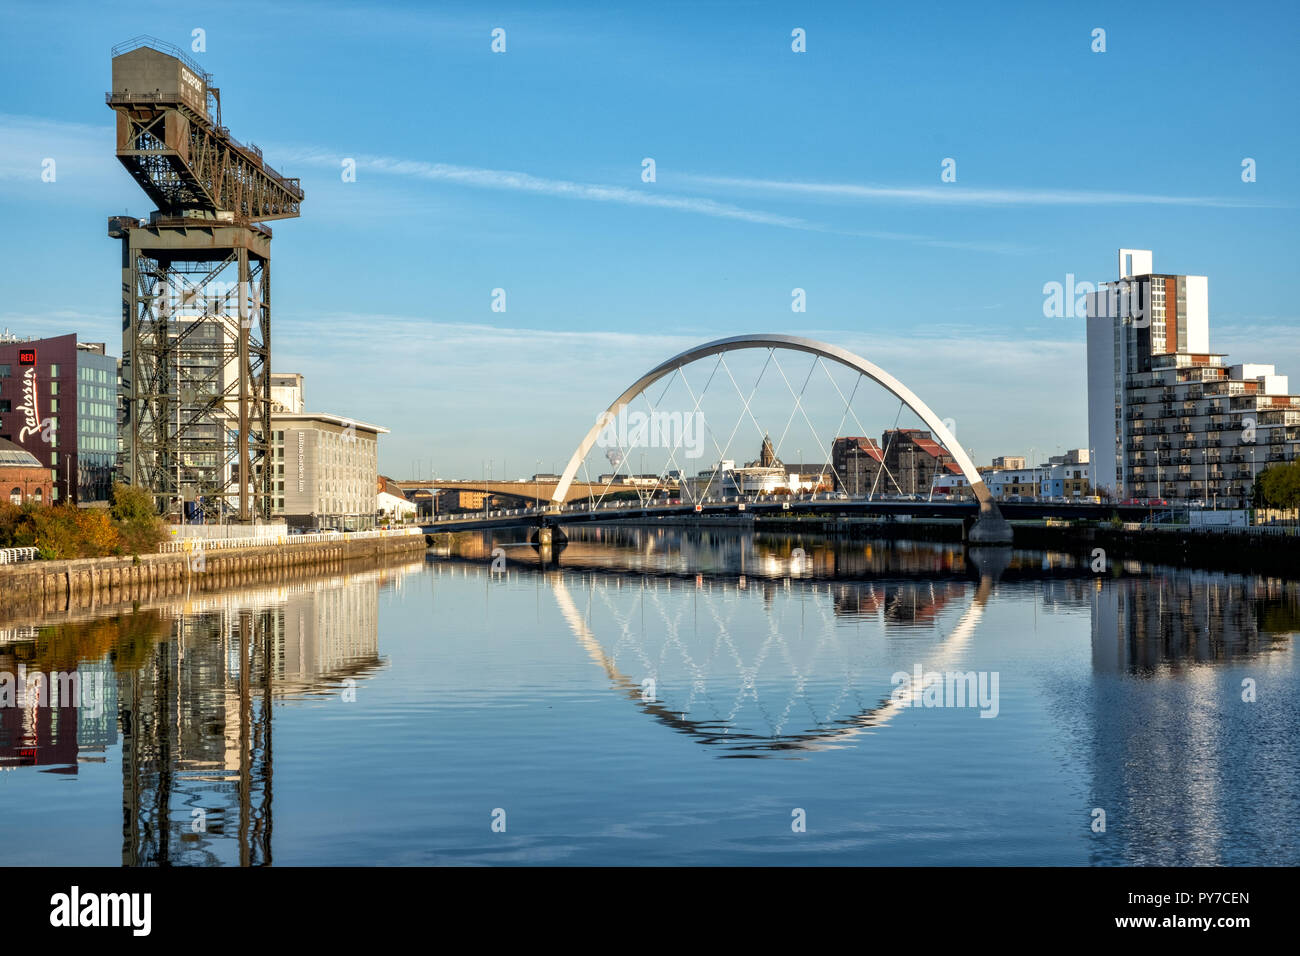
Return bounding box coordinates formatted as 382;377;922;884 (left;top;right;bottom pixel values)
278;148;815;229
276;147;1027;252
677;173;1287;209
0;113;116;187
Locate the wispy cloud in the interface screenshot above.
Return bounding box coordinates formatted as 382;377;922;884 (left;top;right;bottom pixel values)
676;173;1287;209
277;147;1027;252
0;113;111;184
279;147;815;229
0;114;1027;251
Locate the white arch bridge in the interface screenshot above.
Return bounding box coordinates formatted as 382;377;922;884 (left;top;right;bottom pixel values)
413;334;1013;544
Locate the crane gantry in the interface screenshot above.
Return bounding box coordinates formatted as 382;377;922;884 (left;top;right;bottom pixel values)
107;36;304;521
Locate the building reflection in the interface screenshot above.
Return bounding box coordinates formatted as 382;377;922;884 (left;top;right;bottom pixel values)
1085;572;1300;864
1091;573;1297;671
0;560;422;865
1;620;129;773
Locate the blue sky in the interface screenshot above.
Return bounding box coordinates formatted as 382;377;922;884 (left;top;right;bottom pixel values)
1;0;1297;478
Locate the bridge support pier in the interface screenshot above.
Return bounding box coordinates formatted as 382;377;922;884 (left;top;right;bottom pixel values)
529;524;567;548
968;500;1014;545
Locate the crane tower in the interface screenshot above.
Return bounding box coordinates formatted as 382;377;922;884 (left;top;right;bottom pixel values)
107;36;303;522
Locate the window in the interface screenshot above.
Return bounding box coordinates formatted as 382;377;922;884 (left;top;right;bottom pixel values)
34;488;43;503
50;398;58;413
0;400;8;413
49;381;58;396
0;365;8;377
8;488;18;504
50;364;60;377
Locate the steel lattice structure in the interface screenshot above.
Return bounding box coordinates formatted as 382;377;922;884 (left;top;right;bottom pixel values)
107;37;303;520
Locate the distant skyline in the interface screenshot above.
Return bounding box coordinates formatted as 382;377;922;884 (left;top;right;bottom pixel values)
1;0;1297;476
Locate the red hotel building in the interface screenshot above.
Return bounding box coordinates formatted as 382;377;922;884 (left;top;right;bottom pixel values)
0;334;119;504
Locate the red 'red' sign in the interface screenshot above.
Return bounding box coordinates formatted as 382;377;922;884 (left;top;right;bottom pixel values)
18;349;36;365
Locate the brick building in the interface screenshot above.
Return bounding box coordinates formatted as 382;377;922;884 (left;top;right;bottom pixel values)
0;438;54;505
0;334;118;504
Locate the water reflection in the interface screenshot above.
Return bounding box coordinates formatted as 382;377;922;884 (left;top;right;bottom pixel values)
1092;574;1299;672
2;528;1297;865
433;523;1096;581
0;561;423;865
430;528;1298;755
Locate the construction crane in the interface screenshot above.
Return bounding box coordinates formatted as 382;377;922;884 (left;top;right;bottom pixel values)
107;36;303;522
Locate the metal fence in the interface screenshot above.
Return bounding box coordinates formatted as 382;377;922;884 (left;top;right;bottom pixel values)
158;527;422;554
1135;522;1298;536
0;547;39;564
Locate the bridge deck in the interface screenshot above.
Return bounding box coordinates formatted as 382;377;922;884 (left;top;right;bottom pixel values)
418;497;1151;533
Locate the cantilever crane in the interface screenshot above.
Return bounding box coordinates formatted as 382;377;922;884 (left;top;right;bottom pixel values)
107;36;304;522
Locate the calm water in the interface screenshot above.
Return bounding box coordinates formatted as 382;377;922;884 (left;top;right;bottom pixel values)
2;527;1297;866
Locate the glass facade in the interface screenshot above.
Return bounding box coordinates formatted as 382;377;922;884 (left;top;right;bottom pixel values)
76;355;118;502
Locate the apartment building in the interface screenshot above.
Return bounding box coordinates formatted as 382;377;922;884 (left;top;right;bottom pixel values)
1086;249;1300;503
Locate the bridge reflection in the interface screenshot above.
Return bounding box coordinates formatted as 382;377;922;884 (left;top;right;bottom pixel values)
430;527;1300;758
2;536;1296;864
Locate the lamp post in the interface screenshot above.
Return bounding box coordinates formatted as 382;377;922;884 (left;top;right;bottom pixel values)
1248;447;1258;522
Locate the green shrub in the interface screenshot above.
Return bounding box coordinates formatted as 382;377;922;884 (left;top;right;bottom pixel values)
111;483;167;555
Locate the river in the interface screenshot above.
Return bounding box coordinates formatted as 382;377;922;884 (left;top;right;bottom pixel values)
1;526;1296;865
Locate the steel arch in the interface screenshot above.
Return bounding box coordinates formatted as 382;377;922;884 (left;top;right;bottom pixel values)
551;333;996;510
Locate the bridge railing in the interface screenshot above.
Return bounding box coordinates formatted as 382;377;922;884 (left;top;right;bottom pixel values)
0;547;39;565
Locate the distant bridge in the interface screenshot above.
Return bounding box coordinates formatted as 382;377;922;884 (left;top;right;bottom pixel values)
415;494;1150;534
392;477;675;505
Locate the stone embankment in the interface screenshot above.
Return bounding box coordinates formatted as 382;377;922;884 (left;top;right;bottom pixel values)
0;531;427;622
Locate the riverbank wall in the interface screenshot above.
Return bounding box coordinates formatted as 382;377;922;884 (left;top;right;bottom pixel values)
0;532;427;623
752;515;1298;576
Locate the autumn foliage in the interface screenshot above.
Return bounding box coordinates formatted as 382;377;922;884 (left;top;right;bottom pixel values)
0;483;167;559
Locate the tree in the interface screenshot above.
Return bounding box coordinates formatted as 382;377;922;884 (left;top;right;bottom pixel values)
14;503;120;559
110;483;158;524
1255;462;1300;516
111;483;167;555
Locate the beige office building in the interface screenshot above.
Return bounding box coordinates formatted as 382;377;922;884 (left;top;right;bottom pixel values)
270;412;387;530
